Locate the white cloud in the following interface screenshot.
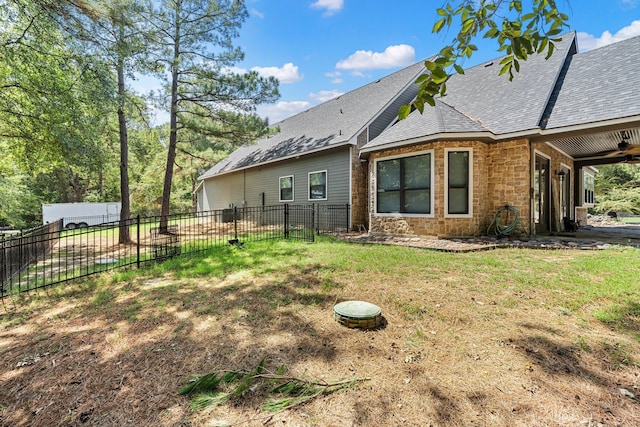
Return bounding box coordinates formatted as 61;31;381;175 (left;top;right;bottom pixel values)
577;20;640;51
257;101;311;123
250;8;264;18
309;89;343;103
335;44;416;72
310;0;343;16
620;0;638;10
325;71;343;84
251;63;303;84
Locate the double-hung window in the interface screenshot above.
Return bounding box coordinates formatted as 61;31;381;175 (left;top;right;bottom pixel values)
308;170;327;200
376;152;432;214
445;149;472;216
279;175;294;202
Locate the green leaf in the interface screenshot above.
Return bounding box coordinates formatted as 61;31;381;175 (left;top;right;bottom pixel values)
398;104;411;120
545;41;555;60
453;64;465;75
433;18;446;33
499;61;512;76
431;68;448;83
415;73;430;84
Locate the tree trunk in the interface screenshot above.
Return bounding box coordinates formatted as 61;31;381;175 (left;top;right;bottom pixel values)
159;2;181;231
117;41;131;244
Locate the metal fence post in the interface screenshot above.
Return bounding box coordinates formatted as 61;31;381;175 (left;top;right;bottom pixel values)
136;215;141;269
284;204;289;239
311;204;315;242
233;206;238;241
346;203;350;232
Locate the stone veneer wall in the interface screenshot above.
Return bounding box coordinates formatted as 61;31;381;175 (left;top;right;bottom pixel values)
368;139;533;238
351;129;369;229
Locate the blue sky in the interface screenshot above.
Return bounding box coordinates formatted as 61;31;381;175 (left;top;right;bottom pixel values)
142;0;640;125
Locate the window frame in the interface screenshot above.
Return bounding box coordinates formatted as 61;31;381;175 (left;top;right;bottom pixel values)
374;150;435;217
308;170;328;201
582;169;595;207
444;148;473;218
279;175;294;202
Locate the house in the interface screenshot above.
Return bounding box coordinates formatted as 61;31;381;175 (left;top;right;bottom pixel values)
196;32;640;238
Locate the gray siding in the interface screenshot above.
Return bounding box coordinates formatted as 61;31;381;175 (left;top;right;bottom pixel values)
198;147;351;211
198;172;246;211
368;84;419;142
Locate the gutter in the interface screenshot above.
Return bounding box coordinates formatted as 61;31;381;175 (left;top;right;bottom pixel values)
359;114;640;158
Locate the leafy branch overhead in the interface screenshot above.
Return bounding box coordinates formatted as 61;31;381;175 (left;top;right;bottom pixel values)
400;0;569;119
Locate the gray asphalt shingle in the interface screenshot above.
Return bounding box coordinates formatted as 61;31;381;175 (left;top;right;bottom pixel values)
362;33;577;153
542;34;640;129
199;60;427;179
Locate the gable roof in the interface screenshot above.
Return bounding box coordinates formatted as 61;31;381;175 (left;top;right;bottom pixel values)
361;32;578;153
199;60;427;179
541;34;640;130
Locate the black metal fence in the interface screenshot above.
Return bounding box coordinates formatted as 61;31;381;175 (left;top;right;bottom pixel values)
1;220;63;290
0;204;350;298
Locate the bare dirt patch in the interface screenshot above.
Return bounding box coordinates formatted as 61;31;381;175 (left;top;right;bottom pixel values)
1;242;639;426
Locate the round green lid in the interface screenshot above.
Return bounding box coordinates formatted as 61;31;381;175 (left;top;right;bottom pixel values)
334;300;381;319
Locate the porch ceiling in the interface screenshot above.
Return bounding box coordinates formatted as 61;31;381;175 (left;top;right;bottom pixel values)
546;126;640;167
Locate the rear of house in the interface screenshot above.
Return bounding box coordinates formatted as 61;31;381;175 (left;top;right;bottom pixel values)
196;32;640;238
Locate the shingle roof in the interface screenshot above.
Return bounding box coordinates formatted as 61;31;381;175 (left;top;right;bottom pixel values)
361;33;577;153
542;34;640;130
359;100;489;151
439;32;576;134
199;60;427;179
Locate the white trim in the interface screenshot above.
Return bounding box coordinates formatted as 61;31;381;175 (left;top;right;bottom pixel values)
361;115;640;156
444;148;473;218
533;149;551;161
373;149;435;217
308;170;328;201
581;168;596;207
279;175;294;202
539;115;640;137
361;131;495;154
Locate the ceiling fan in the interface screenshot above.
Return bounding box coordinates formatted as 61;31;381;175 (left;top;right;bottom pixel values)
598;131;640;158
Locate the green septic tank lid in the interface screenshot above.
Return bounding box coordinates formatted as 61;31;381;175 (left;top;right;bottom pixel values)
334;300;381;319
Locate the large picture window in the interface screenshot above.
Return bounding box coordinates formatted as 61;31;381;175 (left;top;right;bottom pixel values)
376;153;432;214
446;149;472;216
308;170;327;200
279;175;294;202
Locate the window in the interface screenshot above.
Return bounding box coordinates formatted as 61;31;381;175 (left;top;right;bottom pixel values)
446;149;472;216
308;170;327;200
376;153;432;214
583;170;595;205
279;175;294;202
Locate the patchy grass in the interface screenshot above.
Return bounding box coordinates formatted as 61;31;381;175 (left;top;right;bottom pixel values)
1;238;639;426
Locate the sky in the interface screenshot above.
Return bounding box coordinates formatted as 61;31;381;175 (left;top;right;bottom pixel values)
140;0;640;126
